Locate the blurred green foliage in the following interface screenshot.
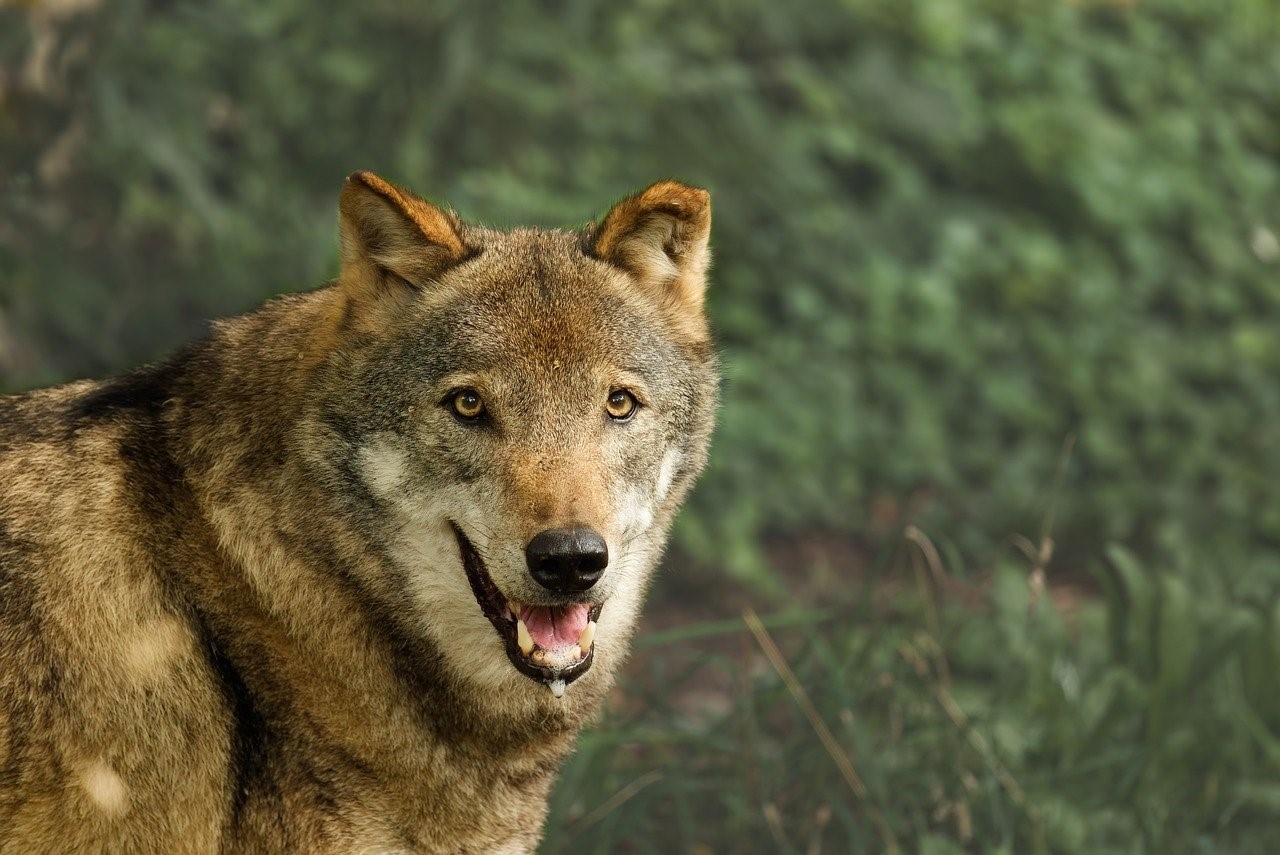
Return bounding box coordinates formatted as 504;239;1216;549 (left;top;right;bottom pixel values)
2;0;1278;596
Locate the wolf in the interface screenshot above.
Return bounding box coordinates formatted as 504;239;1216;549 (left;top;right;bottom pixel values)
0;171;717;852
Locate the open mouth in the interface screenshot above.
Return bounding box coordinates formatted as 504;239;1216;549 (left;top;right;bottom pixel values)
451;524;601;697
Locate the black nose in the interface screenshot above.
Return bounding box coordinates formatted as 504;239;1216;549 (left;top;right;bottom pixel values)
525;526;609;594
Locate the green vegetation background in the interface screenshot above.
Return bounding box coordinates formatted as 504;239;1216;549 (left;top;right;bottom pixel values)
2;0;1278;851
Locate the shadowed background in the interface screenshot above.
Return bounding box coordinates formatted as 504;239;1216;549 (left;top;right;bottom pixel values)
3;0;1279;851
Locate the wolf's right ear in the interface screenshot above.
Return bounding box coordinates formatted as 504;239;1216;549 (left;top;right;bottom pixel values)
586;180;711;310
338;171;469;298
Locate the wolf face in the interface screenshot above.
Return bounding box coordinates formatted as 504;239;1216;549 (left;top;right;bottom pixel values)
303;172;717;703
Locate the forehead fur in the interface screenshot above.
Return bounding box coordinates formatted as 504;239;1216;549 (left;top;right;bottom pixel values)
406;225;704;374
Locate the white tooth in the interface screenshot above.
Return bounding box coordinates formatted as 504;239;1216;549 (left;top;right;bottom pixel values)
508;601;520;618
577;620;597;651
517;620;534;656
531;649;547;665
571;645;582;661
548;679;566;698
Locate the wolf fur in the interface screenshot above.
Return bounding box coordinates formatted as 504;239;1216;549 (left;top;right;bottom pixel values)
0;172;717;852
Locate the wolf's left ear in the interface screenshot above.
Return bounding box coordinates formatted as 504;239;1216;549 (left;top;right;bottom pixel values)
338;171;470;296
587;180;711;309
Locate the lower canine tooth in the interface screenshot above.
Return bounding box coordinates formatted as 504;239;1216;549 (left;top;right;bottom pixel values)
577;620;597;651
517;620;534;655
531;649;547;665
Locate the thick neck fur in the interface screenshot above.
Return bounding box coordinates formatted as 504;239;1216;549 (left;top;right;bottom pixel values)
141;288;603;847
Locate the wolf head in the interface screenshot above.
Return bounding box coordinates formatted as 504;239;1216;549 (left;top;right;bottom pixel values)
296;172;717;706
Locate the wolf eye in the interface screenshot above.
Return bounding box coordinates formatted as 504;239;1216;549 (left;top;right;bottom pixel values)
606;389;638;421
450;389;485;421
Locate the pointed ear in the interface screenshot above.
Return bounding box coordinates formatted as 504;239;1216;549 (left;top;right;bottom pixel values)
587;180;711;308
338;171;469;295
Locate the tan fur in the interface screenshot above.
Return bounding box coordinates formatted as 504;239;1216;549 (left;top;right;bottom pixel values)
0;173;718;852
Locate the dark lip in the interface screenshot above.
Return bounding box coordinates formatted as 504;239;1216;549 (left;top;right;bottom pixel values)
450;523;602;687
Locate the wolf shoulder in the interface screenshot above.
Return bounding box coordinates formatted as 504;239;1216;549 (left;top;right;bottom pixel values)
0;377;235;851
0;374;175;552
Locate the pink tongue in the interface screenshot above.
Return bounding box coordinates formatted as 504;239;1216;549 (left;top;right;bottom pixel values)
518;603;591;651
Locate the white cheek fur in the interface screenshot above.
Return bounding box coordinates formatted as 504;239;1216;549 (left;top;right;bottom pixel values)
358;432;411;498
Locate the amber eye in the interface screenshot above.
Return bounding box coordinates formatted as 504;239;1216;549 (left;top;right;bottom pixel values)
606;389;639;421
450;389;485;421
